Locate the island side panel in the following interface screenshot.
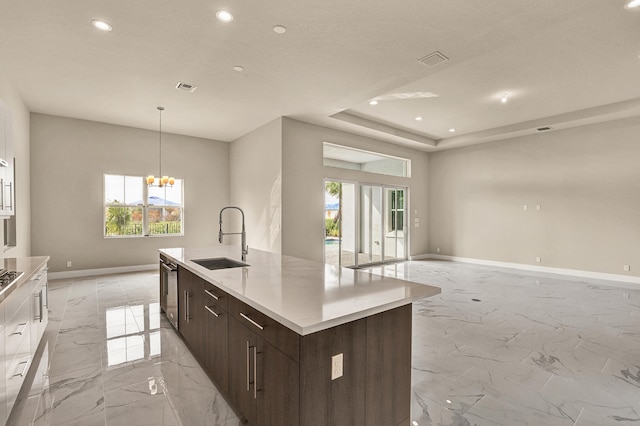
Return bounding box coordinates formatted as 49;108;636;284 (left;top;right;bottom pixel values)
300;318;367;426
365;303;413;426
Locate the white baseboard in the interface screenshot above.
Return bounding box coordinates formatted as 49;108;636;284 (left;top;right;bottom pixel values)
48;264;158;280
411;254;640;286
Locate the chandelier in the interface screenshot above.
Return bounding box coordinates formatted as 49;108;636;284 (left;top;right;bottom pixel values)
146;106;175;187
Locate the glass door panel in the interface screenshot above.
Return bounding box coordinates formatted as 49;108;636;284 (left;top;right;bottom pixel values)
324;181;356;267
384;188;406;261
359;185;384;265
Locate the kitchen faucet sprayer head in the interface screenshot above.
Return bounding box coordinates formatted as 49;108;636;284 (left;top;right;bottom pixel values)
218;227;223;243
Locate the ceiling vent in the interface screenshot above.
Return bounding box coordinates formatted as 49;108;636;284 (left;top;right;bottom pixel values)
418;51;449;67
175;82;197;93
537;126;552;132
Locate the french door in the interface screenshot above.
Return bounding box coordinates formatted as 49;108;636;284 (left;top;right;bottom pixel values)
324;180;407;268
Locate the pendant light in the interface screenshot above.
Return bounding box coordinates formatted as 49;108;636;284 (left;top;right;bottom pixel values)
146;106;175;187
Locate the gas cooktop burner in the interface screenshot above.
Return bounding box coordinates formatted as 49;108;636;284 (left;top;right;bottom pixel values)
0;269;22;287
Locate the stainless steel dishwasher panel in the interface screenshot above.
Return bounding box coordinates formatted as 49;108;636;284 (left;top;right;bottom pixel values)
161;260;178;329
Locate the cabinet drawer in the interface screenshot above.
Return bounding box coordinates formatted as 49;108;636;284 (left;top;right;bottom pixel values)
202;281;228;312
5;299;31;361
6;346;32;408
5;305;32;409
4;279;30;320
229;297;300;363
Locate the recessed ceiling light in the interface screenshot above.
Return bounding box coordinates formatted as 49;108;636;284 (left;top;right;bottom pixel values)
369;100;378;106
625;0;640;9
233;65;244;72
449;128;456;133
415;116;423;121
216;10;234;22
501;93;509;104
92;20;112;31
273;25;287;34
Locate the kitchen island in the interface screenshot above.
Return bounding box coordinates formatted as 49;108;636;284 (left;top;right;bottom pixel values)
159;246;440;426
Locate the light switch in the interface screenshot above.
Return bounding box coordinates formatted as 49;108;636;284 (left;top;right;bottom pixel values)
331;353;343;380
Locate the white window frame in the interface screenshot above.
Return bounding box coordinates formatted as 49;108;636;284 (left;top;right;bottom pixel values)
103;174;184;238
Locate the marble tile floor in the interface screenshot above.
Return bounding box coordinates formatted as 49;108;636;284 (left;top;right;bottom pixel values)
7;261;640;425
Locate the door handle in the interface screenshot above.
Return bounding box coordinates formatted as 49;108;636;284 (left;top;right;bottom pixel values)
204;305;219;318
12;357;31;378
39;289;44;322
240;313;264;330
253;345;258;399
184;291;190;323
204;289;219;300
12;322;28;336
246;341;251;391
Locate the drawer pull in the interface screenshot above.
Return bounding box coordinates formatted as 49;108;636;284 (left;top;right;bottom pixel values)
204;289;219;301
12;322;28;336
240;313;264;330
13;357;31;378
204;305;219;318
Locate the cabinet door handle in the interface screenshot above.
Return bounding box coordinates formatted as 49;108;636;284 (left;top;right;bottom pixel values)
0;178;4;210
204;305;219;318
12;357;31;378
246;341;251;391
253;345;258;399
184;291;190;323
39;289;44;322
12;322;28;336
204;289;219;300
6;182;12;210
240;313;264;330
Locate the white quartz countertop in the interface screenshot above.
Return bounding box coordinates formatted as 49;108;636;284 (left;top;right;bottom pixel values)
159;246;440;335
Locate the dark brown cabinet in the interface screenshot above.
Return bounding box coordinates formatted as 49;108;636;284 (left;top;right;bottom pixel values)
170;259;412;426
228;312;299;426
203;281;229;394
178;267;204;360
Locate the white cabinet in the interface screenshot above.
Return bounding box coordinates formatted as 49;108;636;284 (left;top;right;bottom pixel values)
4;282;32;413
0;100;15;217
30;269;48;350
0;304;6;425
1;262;49;421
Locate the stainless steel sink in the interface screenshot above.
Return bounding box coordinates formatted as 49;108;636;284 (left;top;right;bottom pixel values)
191;257;249;270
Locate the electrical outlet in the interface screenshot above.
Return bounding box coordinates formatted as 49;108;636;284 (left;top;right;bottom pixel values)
523;204;528;211
331;353;343;380
535;257;541;263
437;248;441;253
66;261;72;268
623;265;630;272
536;204;541;211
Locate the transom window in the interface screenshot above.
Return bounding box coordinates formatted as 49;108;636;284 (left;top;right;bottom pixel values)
104;174;184;237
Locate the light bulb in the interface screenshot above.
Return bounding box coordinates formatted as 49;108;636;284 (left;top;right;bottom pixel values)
92;20;112;31
216;10;234;22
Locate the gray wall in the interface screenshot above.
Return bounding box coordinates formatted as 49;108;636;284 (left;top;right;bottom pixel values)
229;118;282;253
0;66;30;258
281;118;430;263
428;116;640;277
30;114;229;272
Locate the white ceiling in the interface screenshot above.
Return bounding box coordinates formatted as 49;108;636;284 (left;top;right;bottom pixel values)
1;0;639;152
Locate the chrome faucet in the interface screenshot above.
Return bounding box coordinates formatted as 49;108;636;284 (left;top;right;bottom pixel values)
218;206;248;262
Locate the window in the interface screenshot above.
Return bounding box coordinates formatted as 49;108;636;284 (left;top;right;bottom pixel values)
104;174;183;237
323;142;411;178
387;188;404;233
